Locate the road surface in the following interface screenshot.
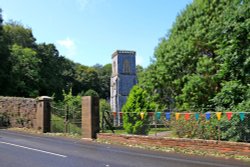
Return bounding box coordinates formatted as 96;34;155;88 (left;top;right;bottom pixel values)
0;129;249;167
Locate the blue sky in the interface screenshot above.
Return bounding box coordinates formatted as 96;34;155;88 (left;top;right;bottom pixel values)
0;0;192;67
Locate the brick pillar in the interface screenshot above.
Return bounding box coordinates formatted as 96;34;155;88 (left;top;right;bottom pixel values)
82;96;100;139
36;96;52;133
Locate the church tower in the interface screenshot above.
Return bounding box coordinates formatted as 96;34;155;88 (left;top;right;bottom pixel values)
110;50;137;125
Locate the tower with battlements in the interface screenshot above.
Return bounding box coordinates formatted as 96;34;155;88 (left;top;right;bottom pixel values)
110;50;137;125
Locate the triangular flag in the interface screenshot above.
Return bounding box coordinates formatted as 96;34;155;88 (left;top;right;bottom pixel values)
148;112;154;116
175;113;180;120
239;112;245;121
140;112;145;120
226;112;233;121
205;112;211;120
185;113;191;120
216;112;222;121
195;113;199;121
165;112;171;121
156;112;161;120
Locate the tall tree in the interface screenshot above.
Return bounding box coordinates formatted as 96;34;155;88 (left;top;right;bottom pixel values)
144;0;250;111
9;44;40;97
36;43;65;97
0;8;11;95
4;21;36;48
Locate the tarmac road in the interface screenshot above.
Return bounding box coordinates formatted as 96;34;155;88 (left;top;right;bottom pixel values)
0;129;249;167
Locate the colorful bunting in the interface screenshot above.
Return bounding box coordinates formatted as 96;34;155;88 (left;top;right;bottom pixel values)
205;112;211;120
165;112;171;121
216;112;222;121
140;112;145;120
239;112;245;121
156;112;161;120
175;113;180;120
195;113;199;121
185;113;191;120
226;112;233;121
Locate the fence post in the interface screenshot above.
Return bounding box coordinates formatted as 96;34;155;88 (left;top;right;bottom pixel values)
82;96;100;139
36;96;52;133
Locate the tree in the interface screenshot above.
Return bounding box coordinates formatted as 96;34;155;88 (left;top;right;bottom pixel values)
138;0;250;141
9;44;40;97
143;0;250;111
0;9;11;95
84;89;99;97
122;85;153;135
93;63;112;99
36;43;65;98
3;21;36;48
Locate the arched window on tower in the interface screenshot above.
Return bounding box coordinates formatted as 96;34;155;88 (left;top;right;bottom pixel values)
123;59;131;74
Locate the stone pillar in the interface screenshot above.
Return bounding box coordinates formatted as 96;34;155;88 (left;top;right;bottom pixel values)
82;96;100;139
36;96;52;133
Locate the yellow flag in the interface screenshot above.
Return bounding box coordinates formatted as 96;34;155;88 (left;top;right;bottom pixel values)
140;112;145;120
216;112;222;121
175;113;180;120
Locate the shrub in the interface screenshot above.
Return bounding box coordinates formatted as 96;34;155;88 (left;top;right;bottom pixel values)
122;85;153;135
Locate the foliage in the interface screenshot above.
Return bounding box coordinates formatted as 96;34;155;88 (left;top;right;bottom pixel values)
0;112;10;127
122;85;154;135
10;44;40;97
99;99;113;131
0;9;11;95
0;14;111;100
172;116;219;140
51;114;81;134
84;89;99;97
138;0;250;141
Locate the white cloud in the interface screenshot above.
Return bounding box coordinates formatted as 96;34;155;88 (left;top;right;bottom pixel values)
56;38;76;58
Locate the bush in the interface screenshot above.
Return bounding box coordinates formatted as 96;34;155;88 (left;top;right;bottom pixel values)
84;89;99;97
122;85;154;135
0;113;10;127
171;114;219;140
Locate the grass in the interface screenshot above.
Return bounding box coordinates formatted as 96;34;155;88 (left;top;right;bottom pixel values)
51;114;81;135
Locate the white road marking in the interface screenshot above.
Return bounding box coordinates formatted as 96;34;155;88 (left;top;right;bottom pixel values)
0;141;67;158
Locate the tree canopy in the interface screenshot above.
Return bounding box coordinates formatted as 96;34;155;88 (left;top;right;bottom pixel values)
0;13;112;100
140;0;250;112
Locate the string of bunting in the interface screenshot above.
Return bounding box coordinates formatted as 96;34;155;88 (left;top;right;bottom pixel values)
112;111;249;121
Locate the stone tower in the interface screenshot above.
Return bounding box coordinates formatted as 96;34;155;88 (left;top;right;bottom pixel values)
110;50;137;125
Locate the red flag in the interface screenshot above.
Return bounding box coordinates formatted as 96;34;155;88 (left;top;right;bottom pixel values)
185;113;191;120
226;112;233;121
148;112;154;116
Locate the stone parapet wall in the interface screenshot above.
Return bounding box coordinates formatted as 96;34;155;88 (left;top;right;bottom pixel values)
0;96;37;128
97;133;250;158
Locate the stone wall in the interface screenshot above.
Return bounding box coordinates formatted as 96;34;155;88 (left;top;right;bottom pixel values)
97;133;250;158
0;96;37;128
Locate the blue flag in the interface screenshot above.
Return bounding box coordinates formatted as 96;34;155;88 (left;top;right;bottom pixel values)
239;112;245;121
156;112;161;120
165;112;171;121
195;113;199;121
205;112;211;120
